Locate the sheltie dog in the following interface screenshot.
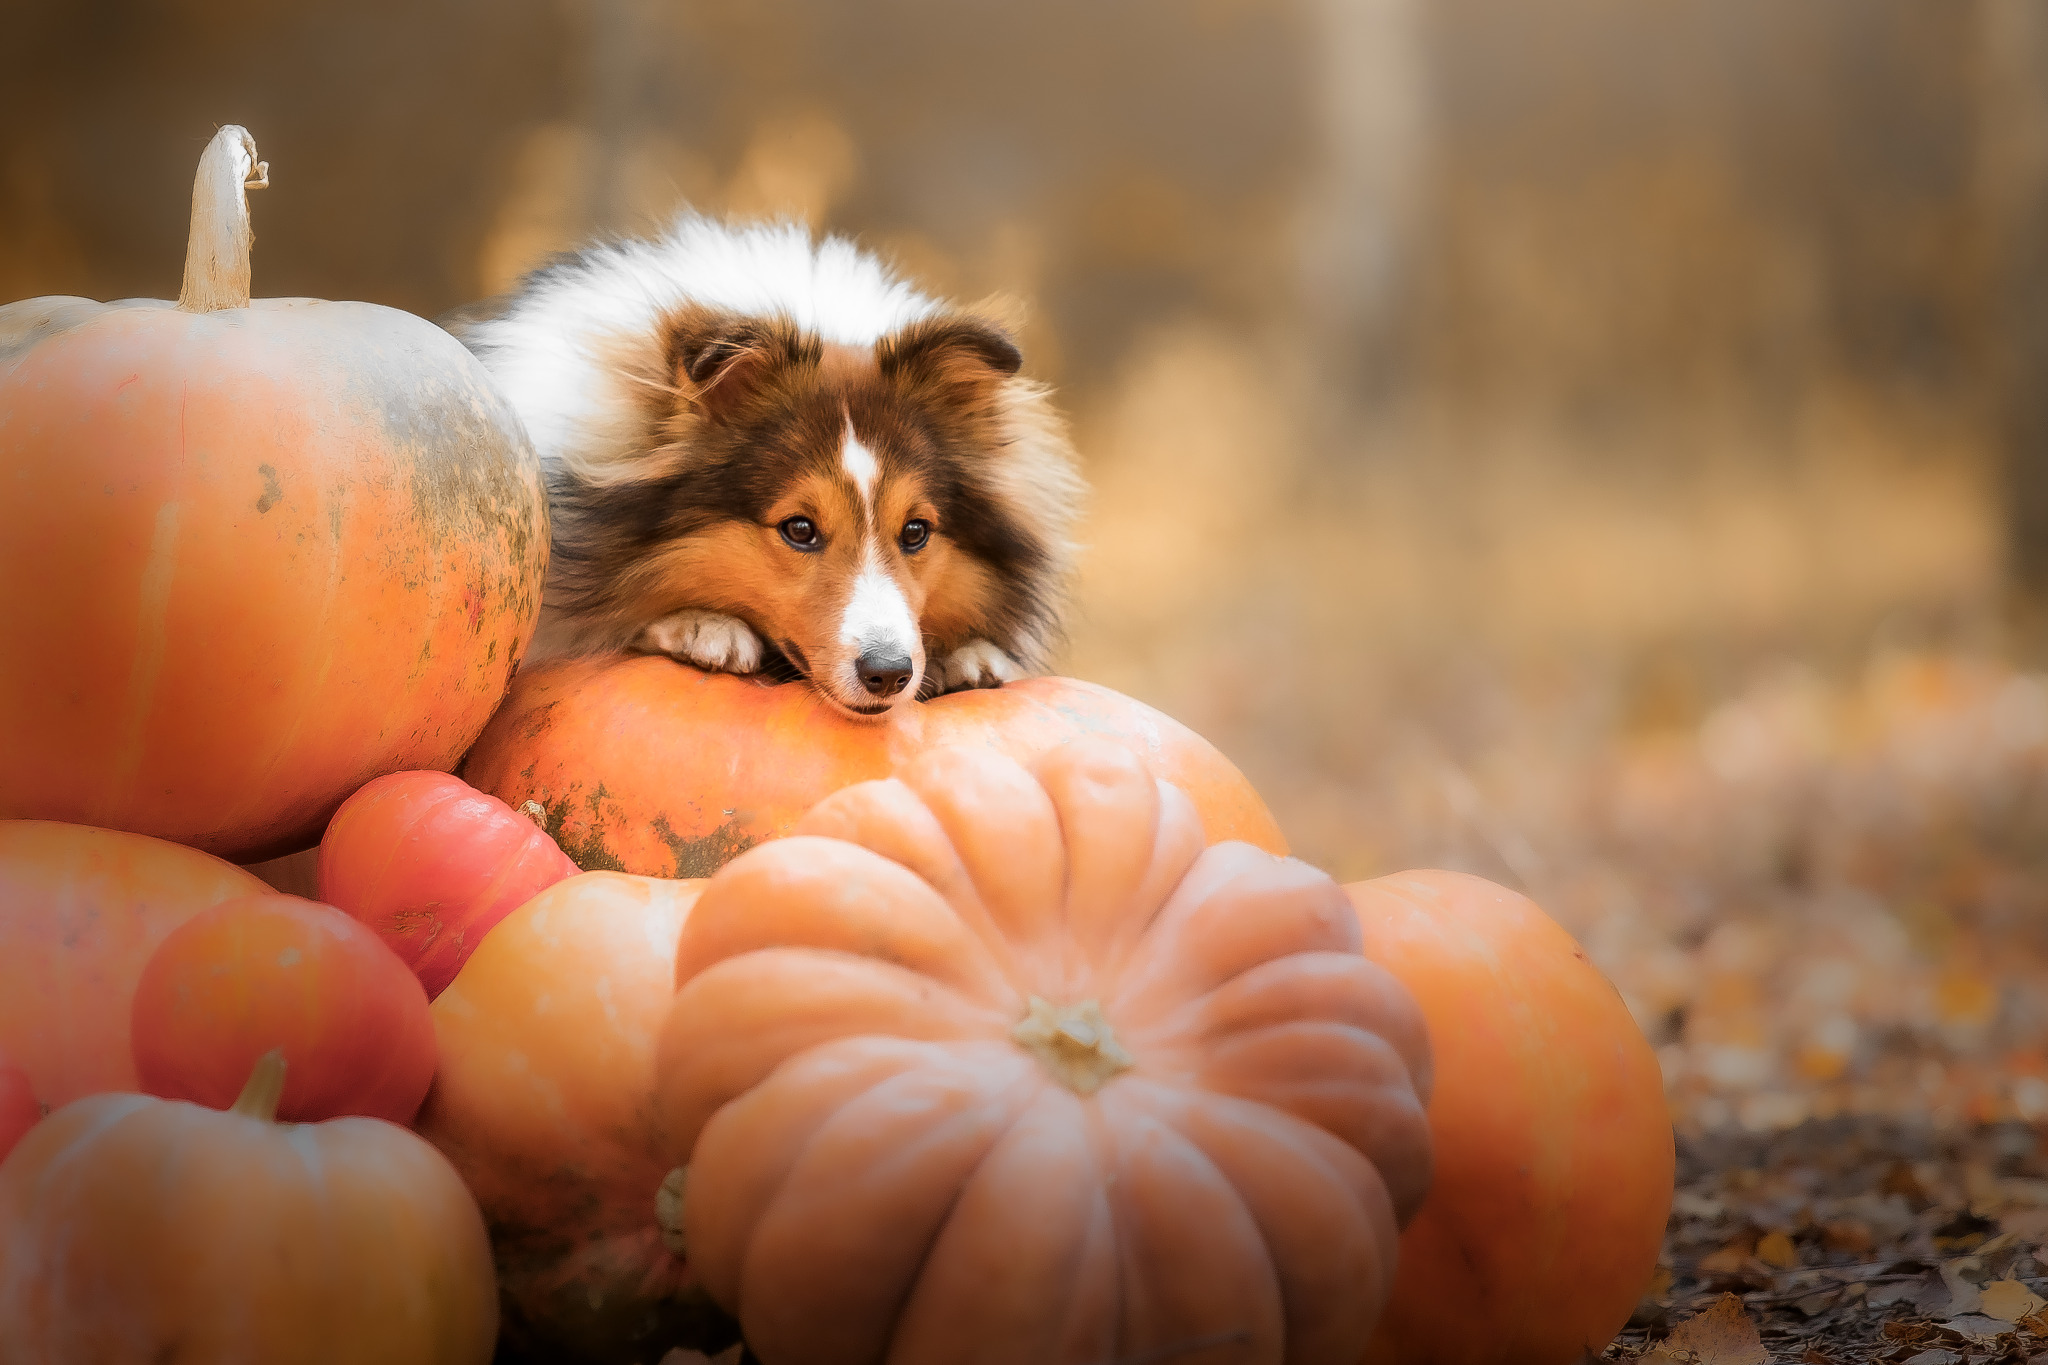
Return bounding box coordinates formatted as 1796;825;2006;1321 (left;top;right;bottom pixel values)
448;214;1084;718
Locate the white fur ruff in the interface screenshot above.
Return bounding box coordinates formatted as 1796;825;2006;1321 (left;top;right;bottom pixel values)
462;216;944;482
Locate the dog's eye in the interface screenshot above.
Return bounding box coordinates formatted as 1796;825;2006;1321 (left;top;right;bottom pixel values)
779;516;820;550
899;519;931;553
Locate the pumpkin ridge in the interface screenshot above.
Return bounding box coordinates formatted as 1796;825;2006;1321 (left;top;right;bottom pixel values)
1093;1081;1286;1362
18;1094;155;1206
880;1074;1048;1354
734;1057;1042;1361
1159;1088;1400;1358
658;949;1014;1148
683;1038;1014;1309
677;837;1017;1006
1108;854;1363;1031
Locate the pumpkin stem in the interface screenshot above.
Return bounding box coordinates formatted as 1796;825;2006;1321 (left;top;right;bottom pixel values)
1011;996;1134;1095
655;1166;689;1257
229;1048;288;1123
178;125;268;313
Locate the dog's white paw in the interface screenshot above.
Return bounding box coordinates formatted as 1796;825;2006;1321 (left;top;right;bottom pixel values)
639;610;763;674
940;640;1022;692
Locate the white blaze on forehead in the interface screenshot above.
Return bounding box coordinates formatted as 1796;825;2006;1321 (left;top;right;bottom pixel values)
840;417;879;514
839;546;919;659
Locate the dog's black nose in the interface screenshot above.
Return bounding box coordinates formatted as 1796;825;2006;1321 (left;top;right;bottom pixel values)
857;650;913;697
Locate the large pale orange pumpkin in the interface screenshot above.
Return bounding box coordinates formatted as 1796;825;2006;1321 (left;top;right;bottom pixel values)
0;125;546;862
0;820;268;1111
1348;872;1673;1365
461;655;1285;878
653;741;1432;1365
0;1051;497;1363
415;872;720;1364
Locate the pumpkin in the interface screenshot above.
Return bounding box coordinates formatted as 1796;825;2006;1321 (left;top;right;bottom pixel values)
130;893;437;1124
1348;872;1673;1365
652;740;1433;1365
0;1054;39;1165
318;770;581;998
0;819;268;1110
0;1050;497;1362
461;656;1286;879
414;872;722;1364
0;124;547;863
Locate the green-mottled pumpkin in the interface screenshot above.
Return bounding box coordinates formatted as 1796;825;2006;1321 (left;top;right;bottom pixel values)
0;126;546;862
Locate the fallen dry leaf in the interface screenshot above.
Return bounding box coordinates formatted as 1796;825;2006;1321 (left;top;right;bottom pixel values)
1755;1229;1800;1269
1641;1293;1769;1365
1942;1312;2016;1343
1981;1278;2047;1321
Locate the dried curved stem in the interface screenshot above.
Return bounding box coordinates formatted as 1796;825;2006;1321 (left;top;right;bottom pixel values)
178;124;268;313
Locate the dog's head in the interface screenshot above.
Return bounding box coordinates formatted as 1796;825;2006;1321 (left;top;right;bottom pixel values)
594;306;1048;718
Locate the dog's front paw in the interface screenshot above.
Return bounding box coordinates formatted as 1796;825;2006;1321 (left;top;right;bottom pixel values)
638;610;763;674
939;639;1022;693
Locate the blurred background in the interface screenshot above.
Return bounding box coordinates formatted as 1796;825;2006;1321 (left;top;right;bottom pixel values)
10;0;2048;1135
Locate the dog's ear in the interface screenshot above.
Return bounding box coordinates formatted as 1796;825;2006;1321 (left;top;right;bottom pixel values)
879;316;1023;392
666;308;813;422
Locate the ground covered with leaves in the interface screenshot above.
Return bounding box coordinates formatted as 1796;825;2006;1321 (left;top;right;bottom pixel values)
1546;647;2048;1362
1612;1119;2048;1363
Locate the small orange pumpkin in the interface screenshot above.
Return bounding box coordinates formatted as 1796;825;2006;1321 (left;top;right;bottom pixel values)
0;1051;497;1362
461;656;1286;878
414;872;716;1363
130;894;437;1124
1348;872;1673;1365
0;125;547;862
653;741;1432;1365
0;820;268;1110
317;770;581;998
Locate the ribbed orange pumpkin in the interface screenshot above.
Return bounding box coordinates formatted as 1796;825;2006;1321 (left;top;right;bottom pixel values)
0;820;267;1111
415;872;717;1364
461;656;1286;878
0;1052;497;1363
1348;873;1673;1365
0;126;546;862
652;741;1433;1365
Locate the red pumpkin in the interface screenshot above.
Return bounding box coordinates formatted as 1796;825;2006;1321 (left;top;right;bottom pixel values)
0;820;268;1110
130;894;436;1125
0;125;547;862
414;872;717;1363
461;656;1286;878
317;770;581;998
0;1054;40;1164
654;741;1433;1365
0;1051;498;1362
1348;873;1673;1365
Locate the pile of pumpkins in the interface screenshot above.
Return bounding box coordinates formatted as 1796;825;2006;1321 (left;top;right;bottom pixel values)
0;127;1674;1365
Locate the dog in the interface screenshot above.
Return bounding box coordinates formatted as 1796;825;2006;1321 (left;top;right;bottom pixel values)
447;213;1083;718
